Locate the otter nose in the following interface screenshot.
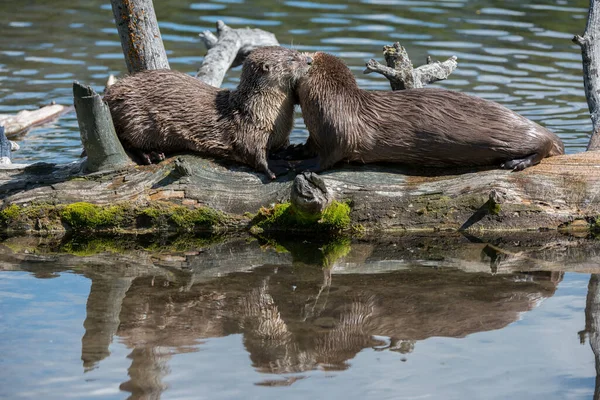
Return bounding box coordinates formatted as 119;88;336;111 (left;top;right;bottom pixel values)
306;56;313;65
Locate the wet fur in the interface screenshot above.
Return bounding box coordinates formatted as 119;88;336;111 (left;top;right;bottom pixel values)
104;46;311;178
298;52;565;171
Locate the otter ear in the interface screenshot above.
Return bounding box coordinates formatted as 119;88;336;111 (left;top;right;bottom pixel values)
262;63;271;72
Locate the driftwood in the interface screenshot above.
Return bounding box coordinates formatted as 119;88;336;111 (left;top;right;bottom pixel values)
0;151;599;232
0;103;70;137
0;126;10;165
196;20;279;87
364;42;458;90
574;0;600;150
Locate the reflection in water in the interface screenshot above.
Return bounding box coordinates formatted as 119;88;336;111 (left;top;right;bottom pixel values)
2;232;599;397
581;274;600;400
54;236;562;397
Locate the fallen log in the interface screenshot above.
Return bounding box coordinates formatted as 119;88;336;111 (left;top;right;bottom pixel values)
0;150;599;233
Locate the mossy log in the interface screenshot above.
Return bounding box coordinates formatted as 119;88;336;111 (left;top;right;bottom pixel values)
1;151;600;233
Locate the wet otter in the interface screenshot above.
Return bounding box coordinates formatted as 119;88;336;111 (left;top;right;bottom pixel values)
104;46;312;179
297;52;564;171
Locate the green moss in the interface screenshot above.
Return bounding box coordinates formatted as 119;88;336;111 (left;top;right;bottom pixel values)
252;200;352;232
0;200;227;233
141;204;222;230
321;202;351;229
61;202;126;229
488;202;501;215
351;224;366;235
0;204;21;222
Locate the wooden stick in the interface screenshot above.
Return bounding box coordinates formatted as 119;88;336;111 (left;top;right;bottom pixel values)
574;0;600;151
0;126;10;165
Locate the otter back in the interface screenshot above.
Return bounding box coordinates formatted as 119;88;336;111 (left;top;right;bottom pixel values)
298;52;565;172
104;46;312;179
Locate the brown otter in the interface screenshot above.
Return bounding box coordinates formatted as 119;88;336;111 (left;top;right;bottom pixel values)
297;52;564;172
104;46;312;179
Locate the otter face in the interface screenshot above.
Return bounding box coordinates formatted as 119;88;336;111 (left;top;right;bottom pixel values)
301;52;358;90
242;46;313;90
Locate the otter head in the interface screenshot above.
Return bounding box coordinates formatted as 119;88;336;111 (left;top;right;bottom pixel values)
300;52;359;93
240;46;312;93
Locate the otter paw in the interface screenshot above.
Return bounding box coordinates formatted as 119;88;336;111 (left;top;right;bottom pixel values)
149;151;166;163
267;159;292;177
500;154;537;171
140;153;153;165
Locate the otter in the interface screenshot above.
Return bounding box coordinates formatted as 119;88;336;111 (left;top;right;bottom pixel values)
104;46;312;179
297;52;564;172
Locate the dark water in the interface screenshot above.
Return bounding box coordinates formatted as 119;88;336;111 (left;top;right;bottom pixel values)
0;0;593;164
1;233;600;399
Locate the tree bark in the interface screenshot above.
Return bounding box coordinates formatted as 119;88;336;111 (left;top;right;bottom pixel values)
574;0;600;151
195;21;279;87
109;0;170;73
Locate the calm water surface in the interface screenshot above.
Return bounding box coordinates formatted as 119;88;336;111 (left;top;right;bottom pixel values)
0;0;593;163
1;233;600;398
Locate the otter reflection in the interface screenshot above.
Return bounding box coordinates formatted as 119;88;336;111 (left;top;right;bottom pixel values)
80;263;559;396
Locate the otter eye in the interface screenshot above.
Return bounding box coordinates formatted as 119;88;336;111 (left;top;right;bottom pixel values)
306;56;313;65
262;63;271;72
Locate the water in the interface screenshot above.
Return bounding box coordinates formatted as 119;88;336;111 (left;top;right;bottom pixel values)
0;0;593;164
1;232;600;398
1;1;599;398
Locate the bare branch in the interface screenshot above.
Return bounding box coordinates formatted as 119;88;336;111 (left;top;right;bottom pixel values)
364;42;458;90
195;21;279;87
